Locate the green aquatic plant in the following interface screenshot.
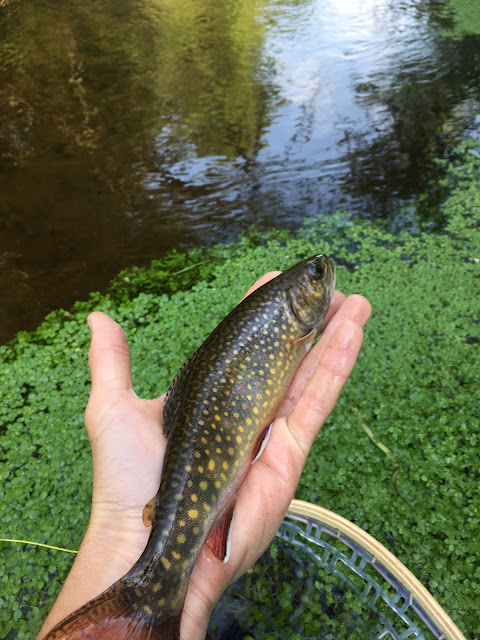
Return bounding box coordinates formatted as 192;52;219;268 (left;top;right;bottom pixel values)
1;141;479;638
441;0;480;37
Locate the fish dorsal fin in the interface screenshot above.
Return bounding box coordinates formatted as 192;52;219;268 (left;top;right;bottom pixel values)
206;502;236;563
162;351;198;437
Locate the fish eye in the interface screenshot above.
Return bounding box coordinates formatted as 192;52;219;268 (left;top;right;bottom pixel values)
308;259;325;279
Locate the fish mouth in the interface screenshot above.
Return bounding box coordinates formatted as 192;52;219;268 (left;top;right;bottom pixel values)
325;260;335;299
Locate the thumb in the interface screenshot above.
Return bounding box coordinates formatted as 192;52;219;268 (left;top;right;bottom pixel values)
87;311;133;393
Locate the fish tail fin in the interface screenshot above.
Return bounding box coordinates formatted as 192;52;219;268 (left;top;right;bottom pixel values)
44;582;182;640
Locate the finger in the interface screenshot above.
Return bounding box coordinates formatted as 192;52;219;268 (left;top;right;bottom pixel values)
277;294;371;418
286;320;364;456
317;294;371;350
318;289;346;332
87;311;133;393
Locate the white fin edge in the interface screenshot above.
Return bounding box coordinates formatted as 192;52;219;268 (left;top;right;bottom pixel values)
253;422;273;464
223;510;235;564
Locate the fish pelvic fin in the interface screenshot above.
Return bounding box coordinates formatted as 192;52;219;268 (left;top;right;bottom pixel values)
43;582;182;640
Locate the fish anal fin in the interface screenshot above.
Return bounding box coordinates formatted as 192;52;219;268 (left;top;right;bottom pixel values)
142;496;157;527
206;502;235;563
291;327;315;344
44;583;182;640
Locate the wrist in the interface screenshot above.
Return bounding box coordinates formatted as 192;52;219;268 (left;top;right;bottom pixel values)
88;497;150;547
37;519;148;639
83;519;148;575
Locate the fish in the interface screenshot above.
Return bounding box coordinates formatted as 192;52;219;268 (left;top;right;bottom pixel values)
43;253;335;640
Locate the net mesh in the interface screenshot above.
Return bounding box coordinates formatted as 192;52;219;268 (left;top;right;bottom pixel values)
208;511;446;639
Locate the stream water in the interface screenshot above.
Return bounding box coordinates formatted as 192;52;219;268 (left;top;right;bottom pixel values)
1;0;479;343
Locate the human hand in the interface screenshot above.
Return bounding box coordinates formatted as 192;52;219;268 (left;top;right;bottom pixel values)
38;275;371;639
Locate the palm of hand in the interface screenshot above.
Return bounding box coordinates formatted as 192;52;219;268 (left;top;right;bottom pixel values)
85;387;167;545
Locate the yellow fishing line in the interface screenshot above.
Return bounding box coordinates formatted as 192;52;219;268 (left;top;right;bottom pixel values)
0;538;78;554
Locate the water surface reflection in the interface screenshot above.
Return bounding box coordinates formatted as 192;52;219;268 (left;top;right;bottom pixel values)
0;0;479;342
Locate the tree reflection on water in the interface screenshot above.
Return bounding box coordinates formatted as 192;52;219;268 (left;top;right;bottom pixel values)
0;0;479;342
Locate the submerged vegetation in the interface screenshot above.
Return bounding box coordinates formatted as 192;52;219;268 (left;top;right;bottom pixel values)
0;140;479;638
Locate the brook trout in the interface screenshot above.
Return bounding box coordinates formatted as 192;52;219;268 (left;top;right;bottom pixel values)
44;254;335;640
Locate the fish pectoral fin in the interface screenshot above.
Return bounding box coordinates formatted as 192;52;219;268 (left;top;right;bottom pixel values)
206;502;235;563
291;327;315;344
252;423;273;463
142;496;157;527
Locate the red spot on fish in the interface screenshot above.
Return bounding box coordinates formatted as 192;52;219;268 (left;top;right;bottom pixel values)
242;404;247;409
226;422;230;427
222;401;226;406
201;437;207;444
259;356;263;360
238;386;242;392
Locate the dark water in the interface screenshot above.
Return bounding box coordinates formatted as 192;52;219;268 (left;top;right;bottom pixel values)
1;0;479;343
